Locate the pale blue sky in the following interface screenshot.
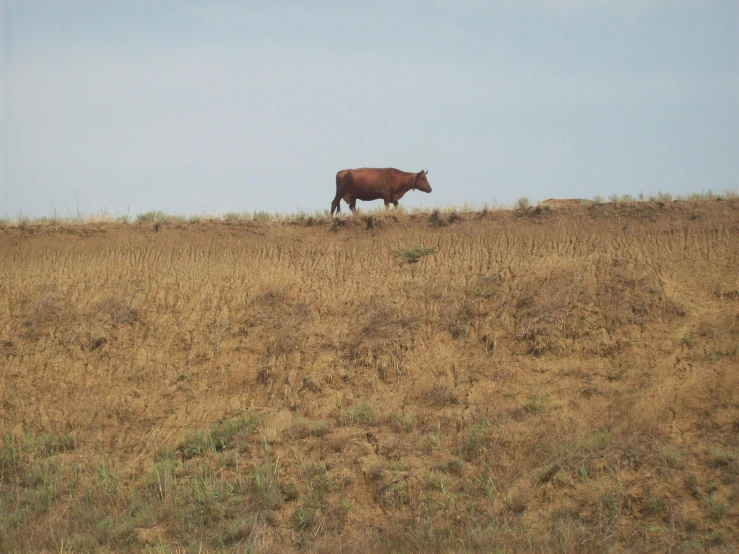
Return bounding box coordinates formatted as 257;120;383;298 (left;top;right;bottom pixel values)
3;1;738;217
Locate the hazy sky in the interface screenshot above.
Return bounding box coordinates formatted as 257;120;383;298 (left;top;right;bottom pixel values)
3;1;738;217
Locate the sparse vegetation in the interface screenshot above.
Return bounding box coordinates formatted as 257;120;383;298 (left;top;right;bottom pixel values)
524;393;547;414
310;420;332;437
252;210;271;220
136;210;168;224
662;447;687;469
388;411;416;433
342;402;374;426
2;198;738;552
178;413;264;459
3;189;738;227
399;243;437;263
709;447;737;469
458;418;492;461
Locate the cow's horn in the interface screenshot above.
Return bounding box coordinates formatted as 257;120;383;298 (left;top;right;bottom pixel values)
422;169;428;175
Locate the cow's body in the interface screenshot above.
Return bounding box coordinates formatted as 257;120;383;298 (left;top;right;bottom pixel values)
331;168;432;215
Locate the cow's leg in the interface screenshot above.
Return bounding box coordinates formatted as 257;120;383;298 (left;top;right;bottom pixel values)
341;194;357;214
331;194;342;216
384;198;391;210
393;201;399;209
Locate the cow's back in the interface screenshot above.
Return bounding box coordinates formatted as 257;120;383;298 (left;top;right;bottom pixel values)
337;168;384;189
346;168;406;185
336;169;351;181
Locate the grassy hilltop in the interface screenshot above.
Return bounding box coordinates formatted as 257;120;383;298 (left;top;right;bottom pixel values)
1;199;738;553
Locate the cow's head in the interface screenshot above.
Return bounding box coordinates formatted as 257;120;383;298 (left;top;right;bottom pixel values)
414;169;432;193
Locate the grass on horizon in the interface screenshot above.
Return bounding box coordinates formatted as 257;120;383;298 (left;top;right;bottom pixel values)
2;188;737;227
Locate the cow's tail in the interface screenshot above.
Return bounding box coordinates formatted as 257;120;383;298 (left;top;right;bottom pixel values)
331;172;343;216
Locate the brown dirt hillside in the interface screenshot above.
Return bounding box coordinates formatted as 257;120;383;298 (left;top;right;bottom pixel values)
1;200;738;553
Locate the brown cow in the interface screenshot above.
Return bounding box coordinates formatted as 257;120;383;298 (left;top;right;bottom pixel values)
331;168;432;215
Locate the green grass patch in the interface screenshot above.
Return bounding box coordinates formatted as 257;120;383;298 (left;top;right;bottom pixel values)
709;447;737;469
582;429;611;451
524;393;548;414
178;413;264;459
516;196;530;210
661;447;687;469
388;411;416;433
136;210;167;224
345;402;374;426
399;244;437;264
145;457;179;502
252;461;285;510
703;496;728;522
36;432;76;457
458;419;492;462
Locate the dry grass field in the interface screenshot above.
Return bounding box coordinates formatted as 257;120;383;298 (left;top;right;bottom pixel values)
1;199;738;553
